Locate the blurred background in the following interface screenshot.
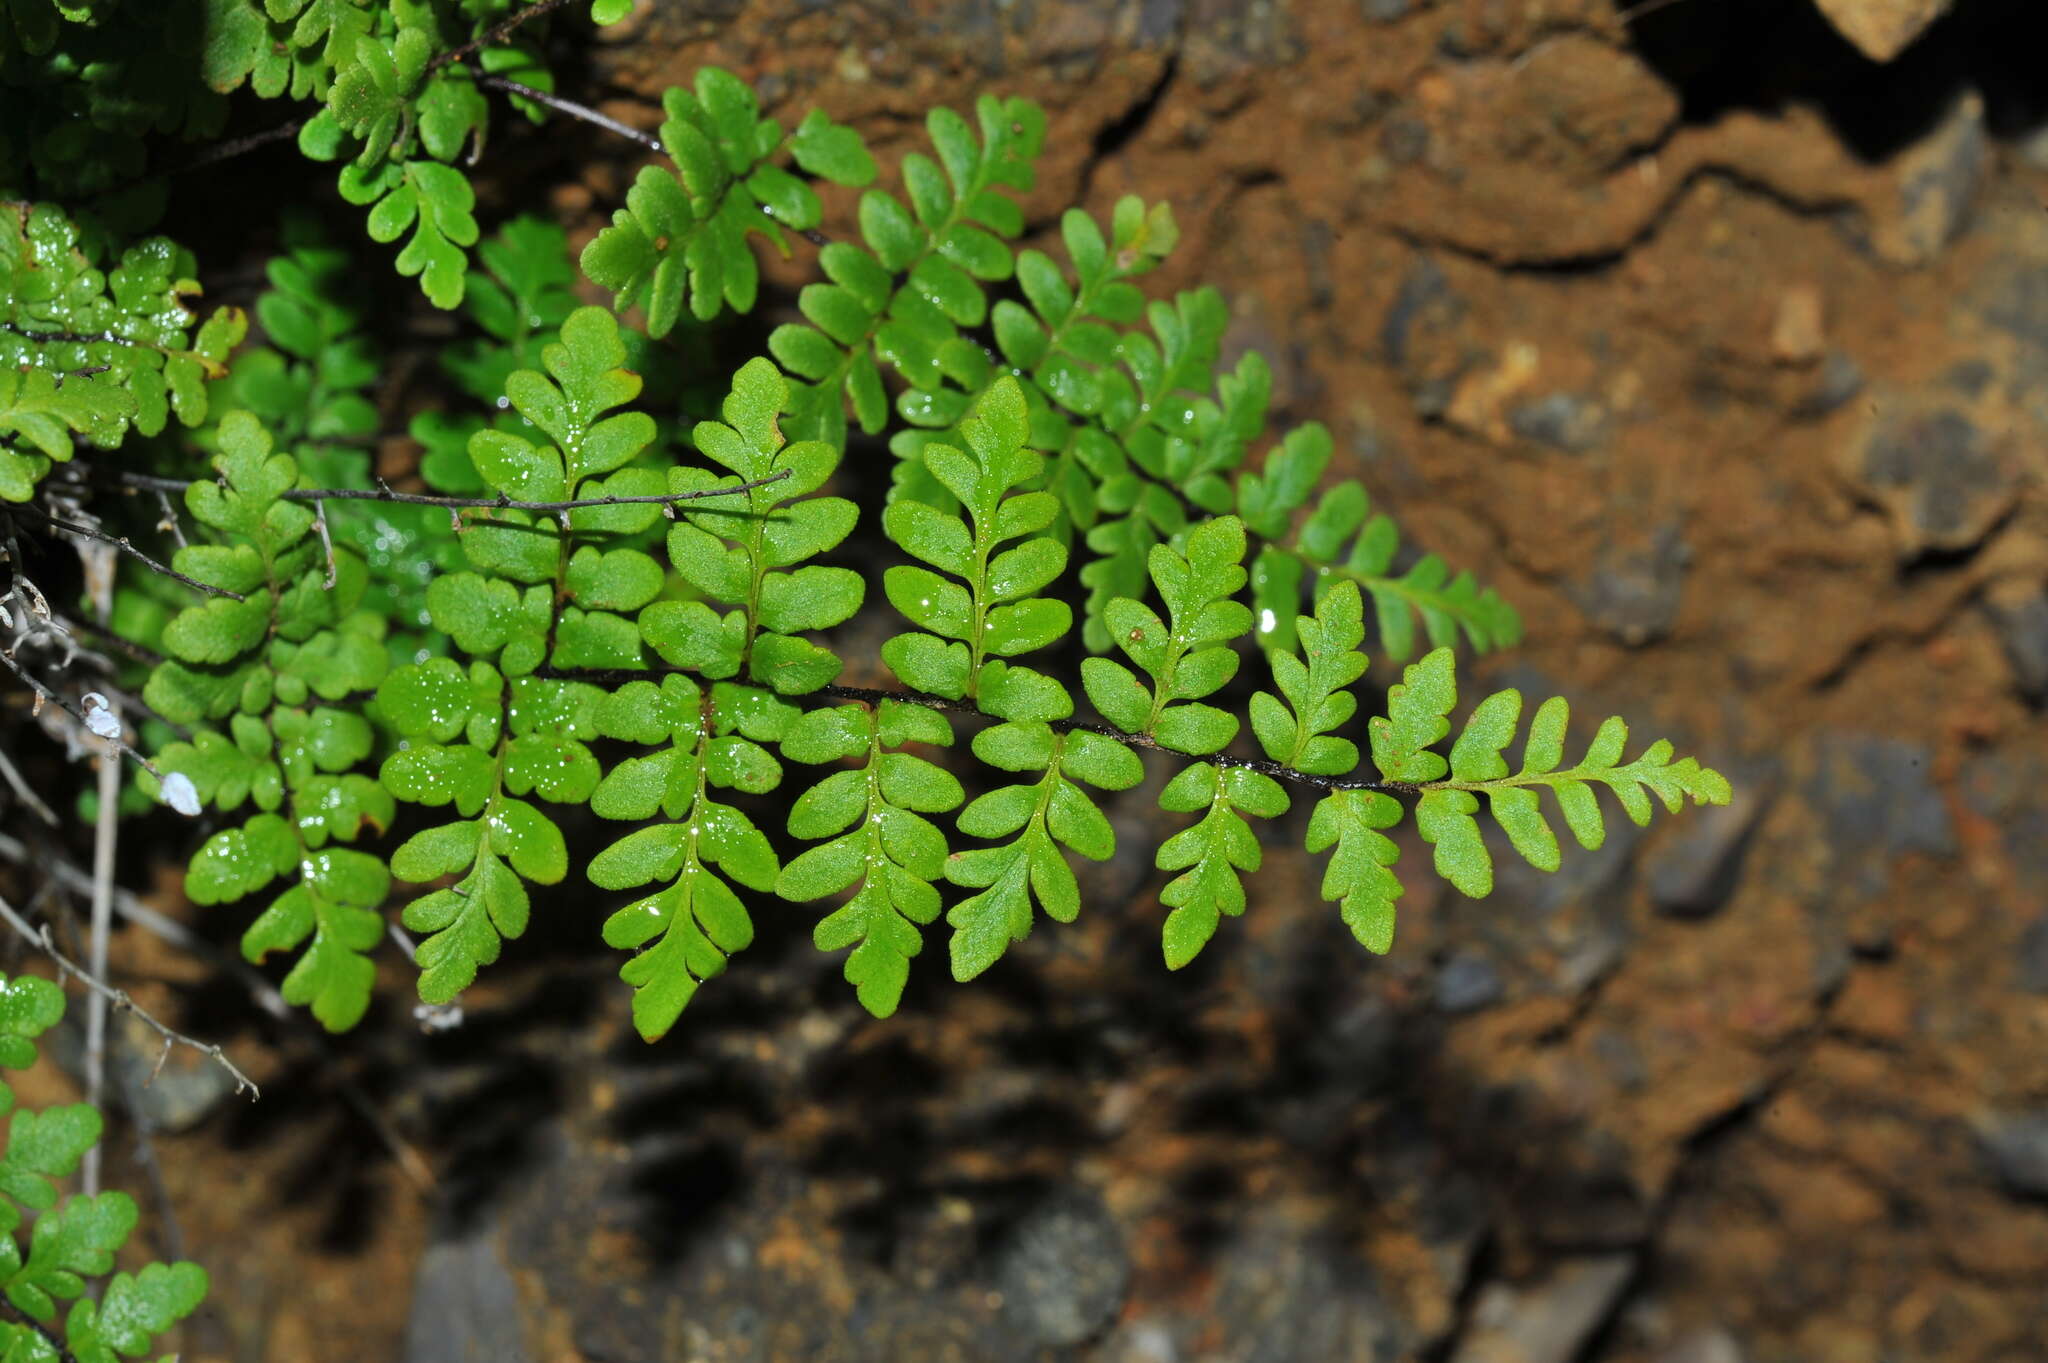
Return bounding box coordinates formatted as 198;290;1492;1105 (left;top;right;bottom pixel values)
11;0;2048;1359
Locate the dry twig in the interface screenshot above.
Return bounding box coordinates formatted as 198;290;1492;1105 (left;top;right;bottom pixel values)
0;889;260;1100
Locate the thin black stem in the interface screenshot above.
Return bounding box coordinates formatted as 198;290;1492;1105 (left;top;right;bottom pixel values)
18;505;245;601
433;0;577;70
168;118;307;177
477;75;663;152
0;1299;77;1363
114;468;791;513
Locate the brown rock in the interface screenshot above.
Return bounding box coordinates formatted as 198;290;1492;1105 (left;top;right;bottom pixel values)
1812;0;1954;63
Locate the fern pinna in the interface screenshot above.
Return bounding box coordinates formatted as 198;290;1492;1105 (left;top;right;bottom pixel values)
111;62;1727;1041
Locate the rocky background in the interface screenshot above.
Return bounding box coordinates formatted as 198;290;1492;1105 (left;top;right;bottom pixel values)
20;0;2048;1360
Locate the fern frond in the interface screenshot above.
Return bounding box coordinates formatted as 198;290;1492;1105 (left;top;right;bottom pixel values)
140;413;391;1031
1293;481;1522;659
1156;760;1288;968
879;375;1070;712
778;699;964;1017
1081;515;1252;755
1373;648;1733;897
375;307;661;1008
774;96;1044;451
641;355;860;694
588;674;787;1040
581;69;876;337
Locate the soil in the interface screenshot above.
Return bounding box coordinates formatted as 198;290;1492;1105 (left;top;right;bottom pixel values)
11;1;2048;1360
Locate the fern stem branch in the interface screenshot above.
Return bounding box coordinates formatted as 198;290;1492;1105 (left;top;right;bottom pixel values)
434;0;579;71
15;503;246;601
112;468;791;512
477;75;664;152
168;118;308;177
0;889;260;1101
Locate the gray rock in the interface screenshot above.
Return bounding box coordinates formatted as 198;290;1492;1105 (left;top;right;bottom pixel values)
1944;358;1995;396
2014;914;2048;995
1985;584;2048;703
992;1191;1130;1347
1510;393;1607;453
1981;262;2048;350
1436;952;1505;1014
1381;114;1431;166
1857;406;2014;556
1382;257;1459;368
1212;1216;1408;1363
1806;733;1955;903
1361;0;1411;19
402;1228;536;1363
1451;1255;1636;1363
1888;90;1986;262
1659;1326;1747;1363
1976;1109;2048;1198
1794;351;1864;417
1569;524;1689;646
1137;0;1184;44
1645;783;1772;918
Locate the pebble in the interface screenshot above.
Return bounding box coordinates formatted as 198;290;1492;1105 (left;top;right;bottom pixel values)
1381;257;1460;369
1812;0;1953;62
402;1228;535;1363
1658;1326;1748;1363
1437;952;1506;1014
1569;524;1689;646
1645;784;1771;918
1794;351;1864;417
1984;582;2048;703
1853;404;2013;556
992;1191;1131;1347
1976;1109;2048;1198
1770;287;1826;364
1451;1255;1636;1363
1509;392;1607;453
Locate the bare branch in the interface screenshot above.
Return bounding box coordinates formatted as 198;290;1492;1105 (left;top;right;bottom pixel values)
476;75;663;152
20;504;245;601
81;747;120;1197
432;0;577;71
0;830;437;1189
162;117;307;178
0;888;260;1101
0;741;56;827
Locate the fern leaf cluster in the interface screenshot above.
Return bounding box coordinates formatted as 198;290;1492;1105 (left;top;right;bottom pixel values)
0;27;1733;1044
0;204;244;501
